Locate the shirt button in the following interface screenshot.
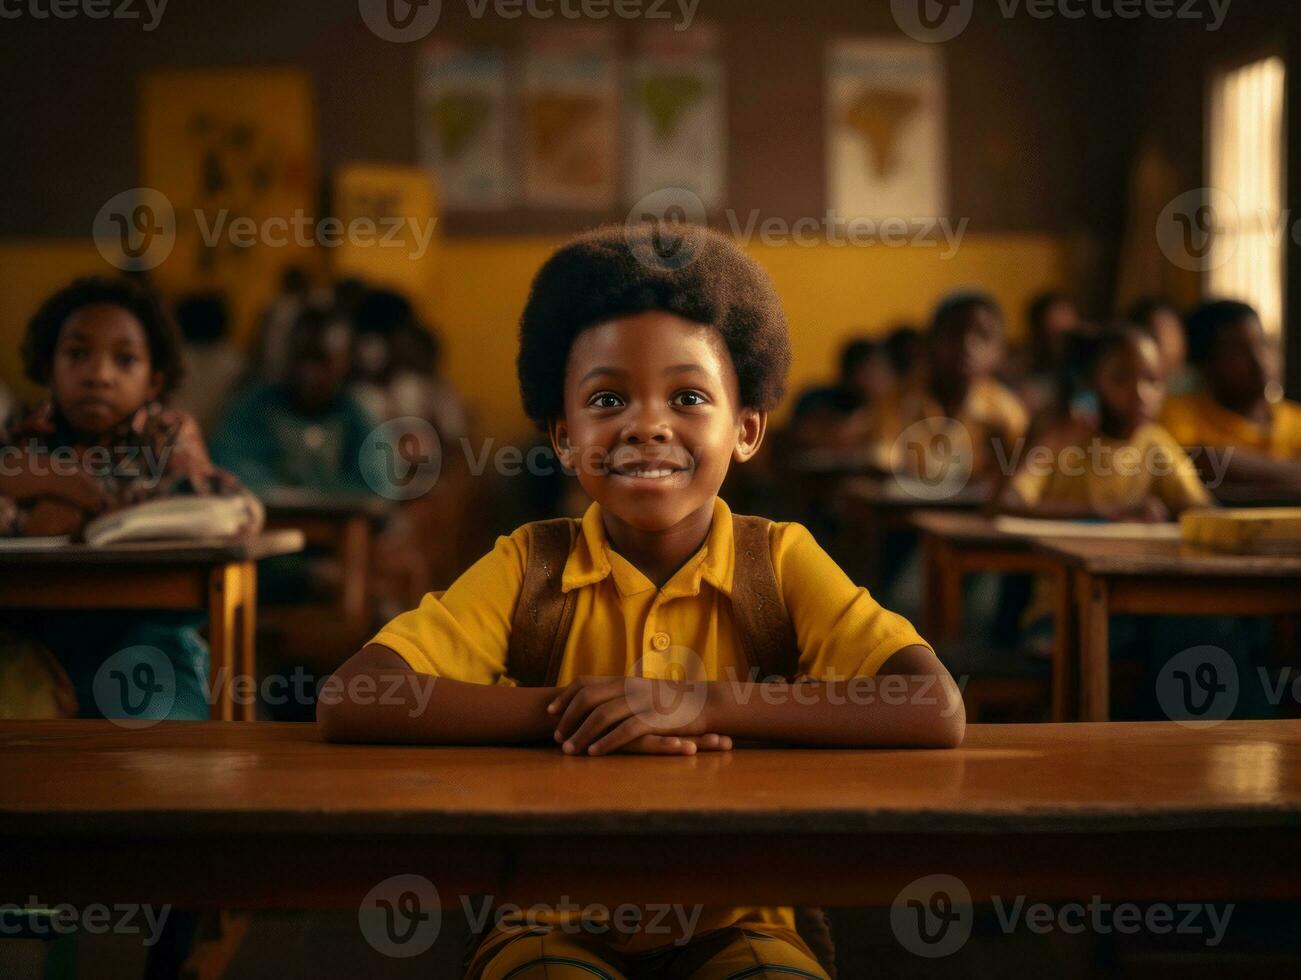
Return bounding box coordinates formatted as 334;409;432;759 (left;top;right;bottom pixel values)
651;632;671;651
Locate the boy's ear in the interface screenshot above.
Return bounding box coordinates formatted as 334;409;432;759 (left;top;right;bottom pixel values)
732;408;767;463
548;417;574;468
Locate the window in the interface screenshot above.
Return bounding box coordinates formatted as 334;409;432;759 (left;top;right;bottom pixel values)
1207;55;1287;346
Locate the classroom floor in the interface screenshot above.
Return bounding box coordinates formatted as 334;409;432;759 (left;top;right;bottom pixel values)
4;905;1300;979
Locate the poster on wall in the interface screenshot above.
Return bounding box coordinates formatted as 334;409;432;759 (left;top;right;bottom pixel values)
332;163;439;299
140;69;316;338
626;26;726;210
521;27;618;210
417;44;512;210
825;40;946;222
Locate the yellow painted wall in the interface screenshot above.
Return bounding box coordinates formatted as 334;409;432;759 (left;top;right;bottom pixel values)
1;234;1072;443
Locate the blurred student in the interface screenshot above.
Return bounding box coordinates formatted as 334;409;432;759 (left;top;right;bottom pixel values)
1129;296;1194;395
884;324;924;389
788;338;893;453
1015;290;1081;416
873;293;1028;489
169;293;245;432
998;326;1210;521
212;308;374;496
1161;300;1301;490
0;277;254;719
996;328;1257;714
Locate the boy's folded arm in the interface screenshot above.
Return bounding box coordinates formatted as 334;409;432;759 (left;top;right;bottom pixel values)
704;644;966;749
317;643;559;745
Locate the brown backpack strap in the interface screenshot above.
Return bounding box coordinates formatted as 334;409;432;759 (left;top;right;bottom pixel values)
506;518;578;687
730;514;799;682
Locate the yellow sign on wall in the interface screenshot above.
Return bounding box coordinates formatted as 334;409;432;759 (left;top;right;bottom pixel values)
140;68;317;342
332;163;440;305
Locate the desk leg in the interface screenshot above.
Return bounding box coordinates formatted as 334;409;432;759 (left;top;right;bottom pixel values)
237;561;257;722
1051;566;1075;722
207;565;239;722
340;515;372;641
1077;572;1110;722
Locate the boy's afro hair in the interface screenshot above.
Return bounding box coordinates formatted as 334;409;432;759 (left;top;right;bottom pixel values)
23;276;185;395
1185;299;1258;367
517;223;790;428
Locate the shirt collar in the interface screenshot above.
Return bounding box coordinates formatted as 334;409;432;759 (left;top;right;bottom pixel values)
561;496;735;599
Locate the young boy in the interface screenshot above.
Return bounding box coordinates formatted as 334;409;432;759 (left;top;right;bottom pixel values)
319;224;963;980
871;292;1028;490
212;307;374;496
1161;300;1301;489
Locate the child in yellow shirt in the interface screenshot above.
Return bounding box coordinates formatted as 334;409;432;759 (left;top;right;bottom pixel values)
871;292;1029;491
1161;300;1301;490
319;224;964;980
996;328;1251;714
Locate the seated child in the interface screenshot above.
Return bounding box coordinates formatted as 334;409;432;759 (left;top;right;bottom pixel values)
786;337;893;457
0;277;254;720
1161;300;1301;490
872;292;1029;491
999;326;1210;521
317;224;964;980
998;327;1219;679
212;308;374;496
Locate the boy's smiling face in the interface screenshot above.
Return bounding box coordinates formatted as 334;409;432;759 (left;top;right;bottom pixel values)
550;311;765;534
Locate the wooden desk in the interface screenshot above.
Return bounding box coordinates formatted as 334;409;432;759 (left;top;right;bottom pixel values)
263;493;391;639
0;533;304;721
1036;539;1301;721
912;512;1074;720
838;478;989;591
1;720;1299;909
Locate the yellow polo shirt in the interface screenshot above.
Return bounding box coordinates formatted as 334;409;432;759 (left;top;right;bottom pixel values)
372;495;928;956
1006;423;1212;514
1162;390;1301;460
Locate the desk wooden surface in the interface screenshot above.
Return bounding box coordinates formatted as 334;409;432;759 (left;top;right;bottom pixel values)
1036;537;1301;578
2;720;1299;908
911;511;1024;548
840;477;989;511
0;530;305;566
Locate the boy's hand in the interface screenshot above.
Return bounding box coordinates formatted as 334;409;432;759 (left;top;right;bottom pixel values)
548;675;715;756
620;733;733;756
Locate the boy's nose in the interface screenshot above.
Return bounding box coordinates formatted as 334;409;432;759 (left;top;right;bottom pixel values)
621;408;670;443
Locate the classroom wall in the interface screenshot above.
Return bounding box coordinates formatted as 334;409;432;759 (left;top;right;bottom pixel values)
0;234;1072;443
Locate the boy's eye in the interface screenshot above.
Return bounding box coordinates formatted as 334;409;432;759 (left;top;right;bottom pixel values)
63;348;86;361
588;392;624;409
673;390;708;407
116;353;138;368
